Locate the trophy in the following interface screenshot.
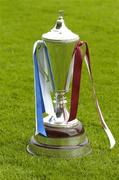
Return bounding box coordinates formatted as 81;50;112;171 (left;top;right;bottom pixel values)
27;11;115;158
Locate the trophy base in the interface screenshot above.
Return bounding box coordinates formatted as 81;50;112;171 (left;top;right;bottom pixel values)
27;121;91;158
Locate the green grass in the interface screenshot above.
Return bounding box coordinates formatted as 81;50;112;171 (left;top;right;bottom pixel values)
0;0;119;179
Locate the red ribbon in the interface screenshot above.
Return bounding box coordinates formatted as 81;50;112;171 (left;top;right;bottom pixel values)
68;41;115;148
68;42;83;121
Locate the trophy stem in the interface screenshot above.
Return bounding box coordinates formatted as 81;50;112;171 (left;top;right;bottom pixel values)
54;92;69;122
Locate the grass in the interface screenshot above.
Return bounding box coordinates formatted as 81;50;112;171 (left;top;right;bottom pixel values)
0;0;119;179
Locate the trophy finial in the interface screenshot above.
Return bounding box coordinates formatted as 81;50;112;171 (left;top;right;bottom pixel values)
42;10;79;43
58;10;64;18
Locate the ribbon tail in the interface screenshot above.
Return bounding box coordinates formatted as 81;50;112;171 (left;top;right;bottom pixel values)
96;100;116;149
84;46;116;149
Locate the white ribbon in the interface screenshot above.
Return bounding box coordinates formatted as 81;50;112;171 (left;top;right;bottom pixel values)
85;55;116;149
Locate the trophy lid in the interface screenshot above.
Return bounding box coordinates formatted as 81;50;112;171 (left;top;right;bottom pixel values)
42;10;80;43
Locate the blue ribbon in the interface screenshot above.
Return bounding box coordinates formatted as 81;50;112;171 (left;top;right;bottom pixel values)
33;50;47;136
33;41;55;137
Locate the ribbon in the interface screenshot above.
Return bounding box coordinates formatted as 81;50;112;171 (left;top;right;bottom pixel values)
69;43;83;121
33;40;54;136
69;41;116;149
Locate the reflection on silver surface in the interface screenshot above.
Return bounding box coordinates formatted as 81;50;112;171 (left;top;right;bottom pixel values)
45;41;76;92
27;122;92;158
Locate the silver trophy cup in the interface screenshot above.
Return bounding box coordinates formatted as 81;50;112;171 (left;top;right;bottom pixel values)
27;11;92;158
